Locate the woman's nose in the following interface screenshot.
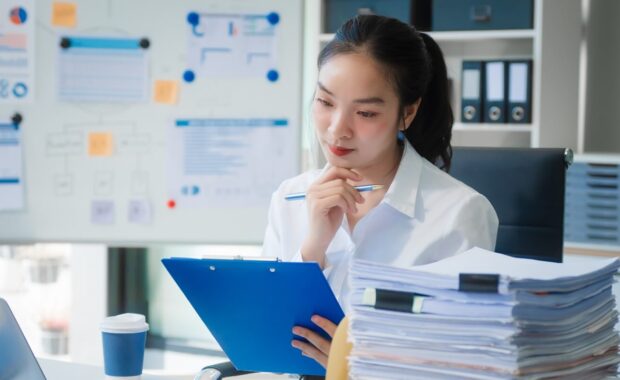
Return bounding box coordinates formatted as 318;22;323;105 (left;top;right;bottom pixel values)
328;111;352;140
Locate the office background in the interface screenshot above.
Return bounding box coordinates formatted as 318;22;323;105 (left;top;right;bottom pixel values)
0;0;303;245
0;0;619;374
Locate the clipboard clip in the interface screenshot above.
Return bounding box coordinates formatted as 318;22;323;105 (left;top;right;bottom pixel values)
200;254;280;262
200;255;281;272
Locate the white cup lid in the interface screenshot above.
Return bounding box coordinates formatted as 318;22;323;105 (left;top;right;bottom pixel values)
100;313;149;334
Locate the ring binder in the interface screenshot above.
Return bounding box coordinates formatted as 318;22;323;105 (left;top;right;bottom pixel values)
461;61;484;123
507;60;533;123
484;61;507;123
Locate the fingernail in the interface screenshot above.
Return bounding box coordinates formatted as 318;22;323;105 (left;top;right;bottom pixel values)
292;327;299;334
291;341;298;348
311;316;318;323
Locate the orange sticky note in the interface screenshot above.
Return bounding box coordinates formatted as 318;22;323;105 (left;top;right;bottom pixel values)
153;80;179;105
52;2;77;28
88;132;113;157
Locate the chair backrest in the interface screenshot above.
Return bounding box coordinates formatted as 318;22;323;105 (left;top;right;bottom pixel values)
450;147;570;262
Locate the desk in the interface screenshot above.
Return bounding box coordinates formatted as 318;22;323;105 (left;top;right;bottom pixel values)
38;358;290;380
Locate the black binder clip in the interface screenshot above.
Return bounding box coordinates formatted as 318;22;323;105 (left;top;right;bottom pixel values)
458;273;499;293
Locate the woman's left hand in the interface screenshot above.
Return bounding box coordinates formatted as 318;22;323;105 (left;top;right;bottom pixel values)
291;315;338;368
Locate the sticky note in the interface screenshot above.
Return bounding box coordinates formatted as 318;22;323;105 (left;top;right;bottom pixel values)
91;200;115;225
88;132;113;157
52;2;77;28
153;80;179;104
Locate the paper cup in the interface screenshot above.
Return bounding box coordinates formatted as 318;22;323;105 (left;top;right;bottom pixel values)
100;314;149;379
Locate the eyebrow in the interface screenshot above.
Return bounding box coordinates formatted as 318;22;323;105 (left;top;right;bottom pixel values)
317;81;385;105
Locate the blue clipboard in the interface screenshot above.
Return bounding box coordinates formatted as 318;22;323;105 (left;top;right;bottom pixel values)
161;257;345;376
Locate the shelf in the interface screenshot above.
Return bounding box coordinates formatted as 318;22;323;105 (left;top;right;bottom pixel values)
319;29;535;44
564;242;620;256
428;29;536;42
453;123;532;132
573;153;620;164
319;33;335;43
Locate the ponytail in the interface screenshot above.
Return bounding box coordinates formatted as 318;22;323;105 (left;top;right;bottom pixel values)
319;16;454;171
404;33;453;171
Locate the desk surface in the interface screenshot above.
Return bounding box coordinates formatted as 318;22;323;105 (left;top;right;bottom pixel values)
39;358;290;380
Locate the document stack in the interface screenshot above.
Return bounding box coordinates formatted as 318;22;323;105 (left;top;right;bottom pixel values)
348;247;620;380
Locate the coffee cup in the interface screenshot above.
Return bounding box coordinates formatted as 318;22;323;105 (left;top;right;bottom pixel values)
100;313;149;379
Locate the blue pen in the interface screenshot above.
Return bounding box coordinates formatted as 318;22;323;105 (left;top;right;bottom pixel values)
284;184;384;201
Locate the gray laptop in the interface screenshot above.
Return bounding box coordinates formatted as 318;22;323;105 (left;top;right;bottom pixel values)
0;298;47;380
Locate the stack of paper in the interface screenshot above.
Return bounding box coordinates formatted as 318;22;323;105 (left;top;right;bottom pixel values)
348;247;620;380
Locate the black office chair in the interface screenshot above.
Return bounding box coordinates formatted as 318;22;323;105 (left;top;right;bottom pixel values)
194;361;320;379
194;362;249;379
197;147;573;379
450;147;573;263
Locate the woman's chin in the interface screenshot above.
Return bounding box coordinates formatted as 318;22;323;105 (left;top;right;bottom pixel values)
325;156;355;169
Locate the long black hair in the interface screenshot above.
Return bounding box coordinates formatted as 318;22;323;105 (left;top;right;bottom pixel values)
318;15;453;170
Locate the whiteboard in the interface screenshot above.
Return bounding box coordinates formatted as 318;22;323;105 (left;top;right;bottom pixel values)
0;0;303;244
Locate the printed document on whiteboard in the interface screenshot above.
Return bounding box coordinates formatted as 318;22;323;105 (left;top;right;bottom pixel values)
0;120;24;210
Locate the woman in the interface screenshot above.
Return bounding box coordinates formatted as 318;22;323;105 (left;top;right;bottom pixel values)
262;15;499;369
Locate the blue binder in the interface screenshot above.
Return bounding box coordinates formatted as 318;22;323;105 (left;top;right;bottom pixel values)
507;60;532;123
461;60;484;123
483;60;507;123
161;257;345;376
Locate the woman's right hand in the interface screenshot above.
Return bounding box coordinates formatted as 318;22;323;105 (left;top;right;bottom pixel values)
300;167;365;268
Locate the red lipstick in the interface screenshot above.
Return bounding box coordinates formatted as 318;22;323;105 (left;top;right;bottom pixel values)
328;145;354;157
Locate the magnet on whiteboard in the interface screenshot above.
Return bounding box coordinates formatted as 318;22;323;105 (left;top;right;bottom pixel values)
60;37;71;49
267;70;279;82
139;38;150;49
267;12;280;25
11;113;22;128
187;12;200;26
183;70;195;83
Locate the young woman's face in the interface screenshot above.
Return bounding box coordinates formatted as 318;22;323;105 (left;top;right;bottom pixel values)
312;53;402;170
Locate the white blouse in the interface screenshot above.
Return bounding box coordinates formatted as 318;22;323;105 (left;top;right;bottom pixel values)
262;141;499;312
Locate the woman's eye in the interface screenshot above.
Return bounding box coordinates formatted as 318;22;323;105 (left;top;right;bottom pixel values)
316;98;332;107
357;111;377;118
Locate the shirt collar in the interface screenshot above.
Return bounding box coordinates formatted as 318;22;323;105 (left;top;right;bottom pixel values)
382;140;422;218
318;140;423;218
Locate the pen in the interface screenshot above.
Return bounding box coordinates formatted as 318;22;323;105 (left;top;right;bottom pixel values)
284;184;384;201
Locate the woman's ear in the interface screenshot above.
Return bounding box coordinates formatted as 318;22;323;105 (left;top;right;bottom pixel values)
402;99;422;130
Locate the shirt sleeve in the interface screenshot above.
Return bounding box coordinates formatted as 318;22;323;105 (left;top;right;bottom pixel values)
261;191;282;260
288;249;335;277
418;193;499;264
261;176;336;281
450;193;499;255
262;188;335;280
